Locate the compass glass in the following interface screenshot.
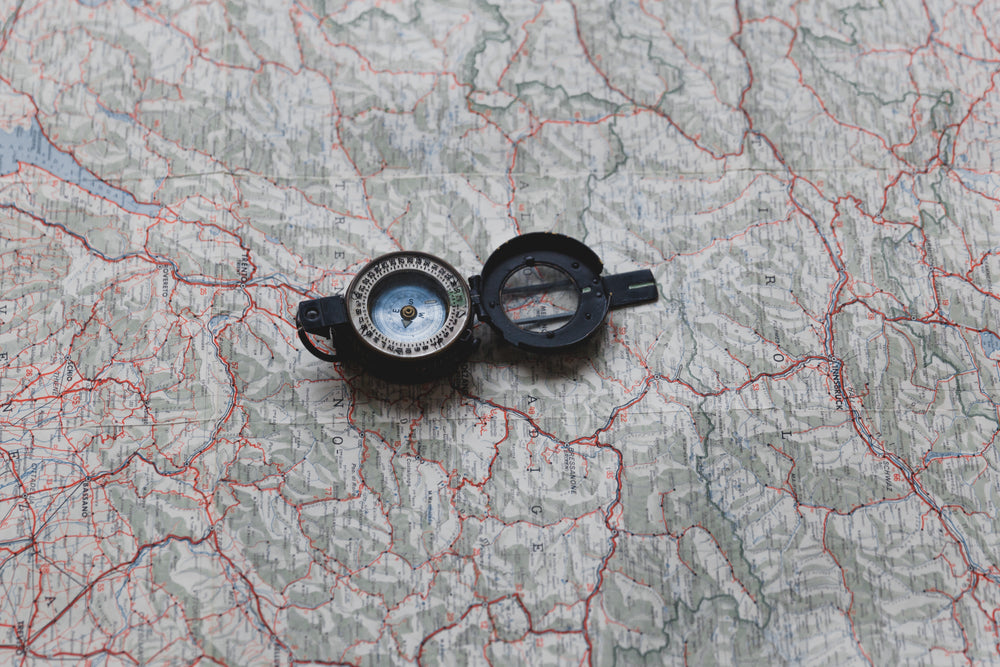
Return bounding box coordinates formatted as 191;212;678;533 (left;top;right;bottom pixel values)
369;271;449;342
500;264;579;333
346;251;473;361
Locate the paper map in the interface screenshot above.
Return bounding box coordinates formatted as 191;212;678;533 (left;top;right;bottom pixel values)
1;0;1000;664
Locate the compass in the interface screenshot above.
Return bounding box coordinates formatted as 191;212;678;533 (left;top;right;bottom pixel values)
296;233;659;382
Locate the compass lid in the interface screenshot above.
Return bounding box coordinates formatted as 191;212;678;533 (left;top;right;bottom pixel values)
470;232;658;352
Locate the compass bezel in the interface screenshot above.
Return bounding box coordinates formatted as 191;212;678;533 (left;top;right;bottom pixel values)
345;251;474;361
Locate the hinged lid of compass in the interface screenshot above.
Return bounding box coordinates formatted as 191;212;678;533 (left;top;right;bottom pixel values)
469;232;659;352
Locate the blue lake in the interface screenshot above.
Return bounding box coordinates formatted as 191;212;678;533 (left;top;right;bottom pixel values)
0;120;161;217
981;331;1000;359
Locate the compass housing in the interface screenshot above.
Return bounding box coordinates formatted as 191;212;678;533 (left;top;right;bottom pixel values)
297;251;476;382
346;251;473;361
296;232;659;382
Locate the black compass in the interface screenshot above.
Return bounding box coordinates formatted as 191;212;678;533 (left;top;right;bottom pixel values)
296;233;658;382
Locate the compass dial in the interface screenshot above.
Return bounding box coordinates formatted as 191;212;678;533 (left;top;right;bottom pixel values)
369;272;448;341
346;252;472;360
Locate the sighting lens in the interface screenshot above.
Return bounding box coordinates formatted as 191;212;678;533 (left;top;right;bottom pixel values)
499;264;579;332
